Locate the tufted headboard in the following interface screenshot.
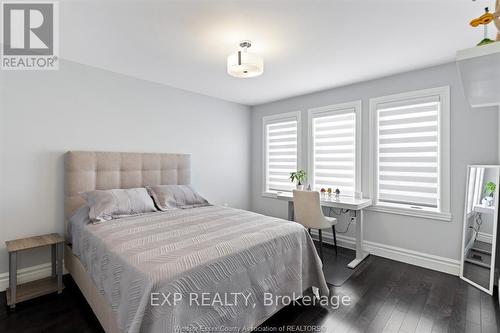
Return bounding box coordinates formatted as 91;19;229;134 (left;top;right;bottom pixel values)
64;151;191;231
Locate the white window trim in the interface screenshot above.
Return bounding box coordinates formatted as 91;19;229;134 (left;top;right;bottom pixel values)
307;101;362;195
368;86;451;222
262;111;301;197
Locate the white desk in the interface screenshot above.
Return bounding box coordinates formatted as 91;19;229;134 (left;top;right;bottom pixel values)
276;192;372;269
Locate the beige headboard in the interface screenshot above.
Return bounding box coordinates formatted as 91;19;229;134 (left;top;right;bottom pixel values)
64;151;191;230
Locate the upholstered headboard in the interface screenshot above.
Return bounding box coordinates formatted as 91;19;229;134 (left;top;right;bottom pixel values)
64;151;191;231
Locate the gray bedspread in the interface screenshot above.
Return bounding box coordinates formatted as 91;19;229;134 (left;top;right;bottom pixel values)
71;205;328;333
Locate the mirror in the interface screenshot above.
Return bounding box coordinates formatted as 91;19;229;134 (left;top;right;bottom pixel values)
460;165;499;295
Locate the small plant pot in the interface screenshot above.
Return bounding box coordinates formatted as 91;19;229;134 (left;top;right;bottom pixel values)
296;184;304;190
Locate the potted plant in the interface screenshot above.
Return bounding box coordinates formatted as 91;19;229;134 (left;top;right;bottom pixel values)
289;170;307;190
483;181;497;206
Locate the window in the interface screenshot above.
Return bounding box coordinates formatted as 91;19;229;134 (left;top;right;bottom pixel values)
263;111;301;195
467;167;484;214
369;87;451;221
308;101;361;196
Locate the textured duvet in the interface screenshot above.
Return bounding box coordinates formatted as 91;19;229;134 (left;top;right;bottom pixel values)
71;205;328;333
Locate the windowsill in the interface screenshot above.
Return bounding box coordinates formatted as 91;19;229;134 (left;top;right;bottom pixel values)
261;191;279;199
366;204;452;222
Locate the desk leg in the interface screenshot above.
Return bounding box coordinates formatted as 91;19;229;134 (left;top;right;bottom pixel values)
9;252;17;309
287;201;294;221
347;209;369;269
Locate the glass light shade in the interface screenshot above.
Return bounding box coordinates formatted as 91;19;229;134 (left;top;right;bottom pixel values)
227;51;263;78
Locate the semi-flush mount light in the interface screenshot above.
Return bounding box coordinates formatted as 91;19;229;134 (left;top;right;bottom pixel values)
227;40;263;78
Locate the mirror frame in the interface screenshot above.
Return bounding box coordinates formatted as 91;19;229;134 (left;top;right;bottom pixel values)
460;165;500;295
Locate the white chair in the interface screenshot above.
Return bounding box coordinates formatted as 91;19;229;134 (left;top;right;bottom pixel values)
293;190;338;260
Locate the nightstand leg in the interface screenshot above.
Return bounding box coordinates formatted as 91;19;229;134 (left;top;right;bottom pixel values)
9;252;17;309
56;243;63;293
51;244;56;277
287;201;294;221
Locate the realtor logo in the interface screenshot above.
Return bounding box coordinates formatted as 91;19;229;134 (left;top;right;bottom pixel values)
1;1;59;70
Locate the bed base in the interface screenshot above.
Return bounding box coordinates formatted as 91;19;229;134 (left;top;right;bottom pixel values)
64;244;121;333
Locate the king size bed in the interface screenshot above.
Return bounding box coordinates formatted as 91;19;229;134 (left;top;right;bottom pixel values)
64;151;328;333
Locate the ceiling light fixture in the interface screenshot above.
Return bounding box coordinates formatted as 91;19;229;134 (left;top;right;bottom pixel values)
227;40;263;78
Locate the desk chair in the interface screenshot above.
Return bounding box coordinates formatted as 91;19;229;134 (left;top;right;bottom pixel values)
293;190;338;260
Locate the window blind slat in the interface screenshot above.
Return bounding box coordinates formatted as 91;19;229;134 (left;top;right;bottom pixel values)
378;96;439;111
314;113;354;124
379;183;437;194
379;156;437;163
380;174;437;183
379;165;437;172
380;146;437;154
315;123;355;132
379;135;438;145
379;115;437;127
379;125;437;136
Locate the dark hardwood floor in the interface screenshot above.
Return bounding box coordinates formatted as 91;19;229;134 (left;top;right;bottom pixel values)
1;250;499;333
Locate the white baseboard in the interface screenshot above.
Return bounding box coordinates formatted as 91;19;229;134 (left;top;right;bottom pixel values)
309;229;356;250
477;232;493;244
0;262;53;292
309;229;460;276
363;241;460;276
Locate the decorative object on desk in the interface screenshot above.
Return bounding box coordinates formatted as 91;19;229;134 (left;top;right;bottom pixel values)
320;188;326;198
289;170;307;190
335;188;340;200
470;6;500;45
306;184;312;191
327;187;332;198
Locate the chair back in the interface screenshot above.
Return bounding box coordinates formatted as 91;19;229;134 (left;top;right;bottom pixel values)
293;190;325;229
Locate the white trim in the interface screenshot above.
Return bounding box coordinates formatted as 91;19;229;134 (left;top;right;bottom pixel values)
261;191;278;199
262;111;301;196
363;240;460;276
310;230;459;275
456;42;500;61
307;100;362;195
366;204;452;222
477;232;493;244
368;86;451;220
0;262;52;292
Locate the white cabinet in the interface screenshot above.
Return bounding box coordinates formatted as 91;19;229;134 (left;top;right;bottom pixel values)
456;42;500;108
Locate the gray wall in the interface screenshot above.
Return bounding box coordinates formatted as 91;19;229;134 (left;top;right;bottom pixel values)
0;60;251;274
251;62;498;261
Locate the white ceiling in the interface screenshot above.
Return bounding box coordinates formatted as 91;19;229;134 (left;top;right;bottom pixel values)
60;0;497;105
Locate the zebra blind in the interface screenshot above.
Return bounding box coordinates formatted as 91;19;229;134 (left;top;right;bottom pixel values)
264;114;299;193
311;109;356;195
375;95;440;208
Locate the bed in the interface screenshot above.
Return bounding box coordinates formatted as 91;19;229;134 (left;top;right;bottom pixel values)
64;151;328;333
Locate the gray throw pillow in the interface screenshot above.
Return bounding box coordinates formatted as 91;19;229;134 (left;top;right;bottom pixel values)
80;188;157;223
146;185;210;211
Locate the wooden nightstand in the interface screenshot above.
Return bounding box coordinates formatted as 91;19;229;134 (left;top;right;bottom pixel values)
5;233;64;309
